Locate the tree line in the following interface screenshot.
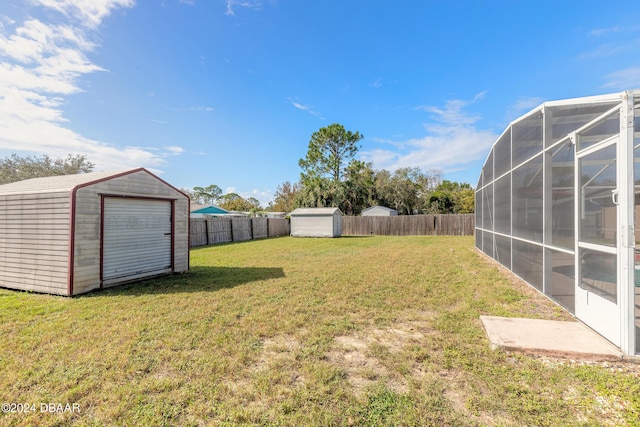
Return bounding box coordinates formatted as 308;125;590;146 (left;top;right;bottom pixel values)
268;123;474;215
183;184;262;213
186;123;474;215
0;154;94;185
1;123;474;215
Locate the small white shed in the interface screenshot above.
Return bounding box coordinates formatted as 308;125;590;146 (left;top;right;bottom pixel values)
362;206;398;216
290;207;342;238
0;168;190;296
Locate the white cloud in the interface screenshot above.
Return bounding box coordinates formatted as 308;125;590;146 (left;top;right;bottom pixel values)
288;97;324;119
601;67;640;89
240;188;273;206
588;26;622;38
0;1;187;172
165;145;184;154
360;93;497;174
370;78;382;88
506;97;545;120
225;0;262;16
32;0;135;28
577;25;640;59
290;100;309;111
577;43;624;59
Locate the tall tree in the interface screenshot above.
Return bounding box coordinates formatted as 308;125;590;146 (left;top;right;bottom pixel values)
0;153;94;185
192;184;222;205
299;123;363;184
298;123;363;208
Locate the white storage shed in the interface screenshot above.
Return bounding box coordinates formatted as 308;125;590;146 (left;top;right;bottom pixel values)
0;168;190;296
362;206;398;216
290;207;342;238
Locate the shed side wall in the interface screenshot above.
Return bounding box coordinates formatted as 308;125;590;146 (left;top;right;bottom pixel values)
0;192;70;295
334;213;342;237
73;171;189;295
291;215;334;237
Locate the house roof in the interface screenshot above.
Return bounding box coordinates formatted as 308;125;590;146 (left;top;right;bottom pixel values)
191;205;231;215
290;207;342;216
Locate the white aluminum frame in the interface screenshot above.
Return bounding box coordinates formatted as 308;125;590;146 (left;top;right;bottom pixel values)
475;89;638;356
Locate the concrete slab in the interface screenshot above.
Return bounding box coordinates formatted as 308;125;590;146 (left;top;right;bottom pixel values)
480;316;624;361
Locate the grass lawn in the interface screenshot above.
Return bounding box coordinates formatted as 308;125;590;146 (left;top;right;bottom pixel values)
1;236;639;426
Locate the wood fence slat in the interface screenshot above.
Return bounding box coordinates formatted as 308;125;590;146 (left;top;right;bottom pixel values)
191;217;291;247
207;218;232;244
190;218;208;246
342;214;474;236
252;218;268;239
191;214;472;247
268;218;290;237
231;218;252;242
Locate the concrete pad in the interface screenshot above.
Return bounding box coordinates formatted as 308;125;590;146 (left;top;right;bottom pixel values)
480;316;624;361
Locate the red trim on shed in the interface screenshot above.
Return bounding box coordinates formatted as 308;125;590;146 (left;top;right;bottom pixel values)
99;195;105;289
67;168;189;296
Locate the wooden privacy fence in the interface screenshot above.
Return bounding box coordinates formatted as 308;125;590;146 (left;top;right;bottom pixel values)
190;217;290;247
342;214;474;236
190;214;473;246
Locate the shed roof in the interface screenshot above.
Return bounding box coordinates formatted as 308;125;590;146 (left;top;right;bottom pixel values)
0;168;184;196
290;207;342;216
362;206;397;213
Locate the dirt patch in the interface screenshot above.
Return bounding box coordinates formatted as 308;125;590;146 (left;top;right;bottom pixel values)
256;335;305;386
326;314;436;395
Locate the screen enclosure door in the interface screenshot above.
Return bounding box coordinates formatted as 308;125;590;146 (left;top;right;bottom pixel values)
575;138;620;346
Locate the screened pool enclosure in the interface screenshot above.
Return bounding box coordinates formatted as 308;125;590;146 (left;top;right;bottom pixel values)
475;90;640;356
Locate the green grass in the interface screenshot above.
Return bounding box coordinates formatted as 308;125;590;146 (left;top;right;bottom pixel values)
0;236;638;426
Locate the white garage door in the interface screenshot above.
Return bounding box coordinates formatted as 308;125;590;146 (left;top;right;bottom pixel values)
103;198;172;285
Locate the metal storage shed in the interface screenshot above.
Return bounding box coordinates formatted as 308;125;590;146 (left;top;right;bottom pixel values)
0;168;189;296
290;207;342;237
362;206;398;216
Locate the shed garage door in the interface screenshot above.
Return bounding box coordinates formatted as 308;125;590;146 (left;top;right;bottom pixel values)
103;198;172;285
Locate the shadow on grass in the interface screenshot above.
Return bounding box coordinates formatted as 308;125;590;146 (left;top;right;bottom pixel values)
82;266;285;297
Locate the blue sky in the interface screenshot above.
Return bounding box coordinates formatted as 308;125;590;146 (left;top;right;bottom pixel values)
1;0;640;206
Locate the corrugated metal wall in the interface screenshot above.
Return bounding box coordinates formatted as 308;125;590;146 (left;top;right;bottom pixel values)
0;191;71;295
102;198;172;285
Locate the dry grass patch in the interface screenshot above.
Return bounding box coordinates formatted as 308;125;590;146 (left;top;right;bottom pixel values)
253;334;305;386
327;312;435;395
